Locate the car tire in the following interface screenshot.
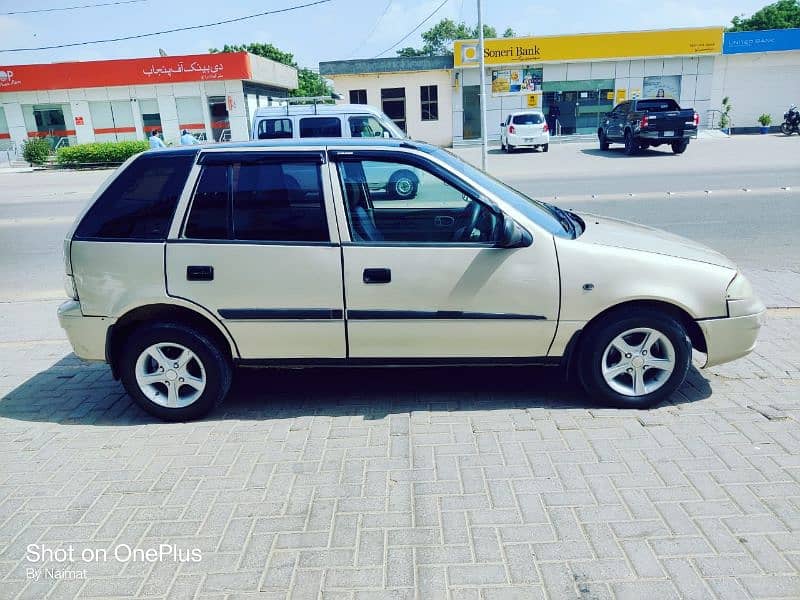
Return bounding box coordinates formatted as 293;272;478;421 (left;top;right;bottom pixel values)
598;131;609;151
542;143;549;152
671;139;689;154
507;142;515;153
577;308;691;409
119;322;232;422
388;169;419;199
623;131;638;156
502;139;508;153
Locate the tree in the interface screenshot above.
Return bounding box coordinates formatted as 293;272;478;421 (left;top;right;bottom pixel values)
396;18;515;56
729;0;800;31
209;42;331;98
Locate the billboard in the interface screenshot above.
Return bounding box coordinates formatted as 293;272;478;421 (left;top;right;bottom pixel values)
643;75;682;99
723;28;800;54
454;27;723;67
491;67;542;95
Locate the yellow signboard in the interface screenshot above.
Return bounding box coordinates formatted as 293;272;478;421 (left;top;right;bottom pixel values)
455;27;723;67
526;94;540;108
616;89;626;103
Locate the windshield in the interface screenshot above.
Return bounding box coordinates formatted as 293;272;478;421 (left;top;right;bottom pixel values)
375;115;406;139
512;113;544;125
426;147;573;238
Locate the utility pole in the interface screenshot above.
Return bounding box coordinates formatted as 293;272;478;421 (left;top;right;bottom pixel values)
477;0;488;170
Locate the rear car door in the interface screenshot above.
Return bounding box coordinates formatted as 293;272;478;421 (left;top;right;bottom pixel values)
166;149;346;359
330;149;560;359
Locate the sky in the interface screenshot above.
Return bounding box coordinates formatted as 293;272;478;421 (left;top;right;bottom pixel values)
0;0;774;69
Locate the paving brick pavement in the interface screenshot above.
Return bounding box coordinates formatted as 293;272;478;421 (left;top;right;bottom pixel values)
0;311;798;599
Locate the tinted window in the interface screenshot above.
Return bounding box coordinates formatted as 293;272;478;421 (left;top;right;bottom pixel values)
74;153;194;240
349;89;367;104
512;113;544;125
233;162;328;242
184;165;230;239
299;117;342;138
636;99;681;112
257;118;293;139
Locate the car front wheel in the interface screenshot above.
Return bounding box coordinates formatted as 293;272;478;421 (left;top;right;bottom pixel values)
598;130;609;151
577;309;691;409
120;322;232;421
624;131;638;155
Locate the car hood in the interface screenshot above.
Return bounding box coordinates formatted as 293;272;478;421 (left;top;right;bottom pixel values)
574;213;736;269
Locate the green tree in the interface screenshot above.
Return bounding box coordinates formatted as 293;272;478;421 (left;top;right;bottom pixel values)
209;42;331;98
396;18;514;56
729;0;800;31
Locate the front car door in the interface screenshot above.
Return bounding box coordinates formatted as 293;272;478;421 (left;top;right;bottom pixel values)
166;149;346;359
330;148;560;359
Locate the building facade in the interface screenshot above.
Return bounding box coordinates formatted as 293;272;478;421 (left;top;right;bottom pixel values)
320;27;800;145
0;52;297;150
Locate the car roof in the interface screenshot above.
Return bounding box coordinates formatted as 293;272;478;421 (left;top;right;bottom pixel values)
145;137;435;158
253;103;383;117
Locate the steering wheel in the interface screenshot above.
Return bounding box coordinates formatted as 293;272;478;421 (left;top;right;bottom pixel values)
452;201;482;242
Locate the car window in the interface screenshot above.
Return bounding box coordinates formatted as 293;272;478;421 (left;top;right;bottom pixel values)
74;153;194;240
337;159;500;244
257;118;293;139
349;115;391;138
299;117;342;138
184;159;328;242
512;113;544;125
636;99;681;112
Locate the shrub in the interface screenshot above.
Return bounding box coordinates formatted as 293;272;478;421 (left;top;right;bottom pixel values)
758;113;772;126
56;140;150;166
22;138;52;165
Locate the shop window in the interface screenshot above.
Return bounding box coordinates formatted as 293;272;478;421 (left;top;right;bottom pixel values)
420;85;438;121
349;89;368;104
381;87;406;132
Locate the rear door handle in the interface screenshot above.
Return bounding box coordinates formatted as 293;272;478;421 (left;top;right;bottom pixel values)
363;268;391;284
187;265;214;281
434;215;455;227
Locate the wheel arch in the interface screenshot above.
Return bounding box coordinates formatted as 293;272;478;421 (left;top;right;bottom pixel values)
107;303;237;379
562;299;706;380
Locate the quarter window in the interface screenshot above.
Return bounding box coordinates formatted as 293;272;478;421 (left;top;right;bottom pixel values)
299;117;342;138
74;153;194;240
420;85;438;121
257;118;293;139
349;89;367;104
184;158;328;243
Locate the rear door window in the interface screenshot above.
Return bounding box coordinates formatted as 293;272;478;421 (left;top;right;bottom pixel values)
74;153;195;240
512;114;544;125
299;117;342;138
257;118;293;139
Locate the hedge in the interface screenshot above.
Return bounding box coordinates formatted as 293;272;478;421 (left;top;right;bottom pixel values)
22;138;52;165
56;140;150;166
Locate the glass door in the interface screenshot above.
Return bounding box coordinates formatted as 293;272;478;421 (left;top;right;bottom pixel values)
462;85;481;140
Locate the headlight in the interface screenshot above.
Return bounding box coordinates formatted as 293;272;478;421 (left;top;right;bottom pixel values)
63;274;78;300
726;272;753;301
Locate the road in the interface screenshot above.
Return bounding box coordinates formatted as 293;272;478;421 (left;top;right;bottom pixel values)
0;135;798;308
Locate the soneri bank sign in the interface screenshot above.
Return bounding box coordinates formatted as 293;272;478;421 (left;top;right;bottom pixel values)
455;27;724;67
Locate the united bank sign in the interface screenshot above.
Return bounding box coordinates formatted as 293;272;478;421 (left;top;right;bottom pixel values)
455;27;723;67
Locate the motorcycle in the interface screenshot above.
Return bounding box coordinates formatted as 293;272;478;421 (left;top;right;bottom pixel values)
781;104;800;135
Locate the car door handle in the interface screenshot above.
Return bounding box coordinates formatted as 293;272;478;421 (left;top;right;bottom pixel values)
187;265;214;281
434;215;455;227
363;268;391;284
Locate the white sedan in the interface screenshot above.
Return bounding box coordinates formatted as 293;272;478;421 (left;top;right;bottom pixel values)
500;111;550;152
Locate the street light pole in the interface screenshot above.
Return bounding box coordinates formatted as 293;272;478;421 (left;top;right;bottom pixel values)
477;0;488;170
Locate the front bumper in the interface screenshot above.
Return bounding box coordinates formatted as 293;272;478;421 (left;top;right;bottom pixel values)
506;133;550;147
57;300;113;362
698;309;766;368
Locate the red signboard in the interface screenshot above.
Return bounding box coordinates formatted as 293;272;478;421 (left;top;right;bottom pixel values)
0;52;252;93
74;116;85;126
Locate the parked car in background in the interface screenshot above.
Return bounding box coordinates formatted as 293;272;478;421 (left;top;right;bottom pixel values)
252;102;417;199
598;98;699;155
500;111;550;152
58;138;764;421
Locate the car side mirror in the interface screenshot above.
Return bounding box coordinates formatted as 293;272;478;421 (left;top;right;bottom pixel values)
499;214;532;248
382;131;390;138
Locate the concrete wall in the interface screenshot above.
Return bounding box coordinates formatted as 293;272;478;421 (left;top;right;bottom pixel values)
712;51;800;131
327;70;453;146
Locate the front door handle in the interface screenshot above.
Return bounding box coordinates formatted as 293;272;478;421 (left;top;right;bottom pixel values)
187;265;214;281
363;268;391;284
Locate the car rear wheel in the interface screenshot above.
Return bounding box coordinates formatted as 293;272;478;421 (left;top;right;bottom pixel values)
624;131;638;155
388;170;419;199
120;322;231;421
598;131;609;151
577;309;691;409
671;139;689;154
542;143;549;152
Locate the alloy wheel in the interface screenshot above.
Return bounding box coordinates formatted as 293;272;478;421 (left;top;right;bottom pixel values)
134;342;206;408
600;327;676;397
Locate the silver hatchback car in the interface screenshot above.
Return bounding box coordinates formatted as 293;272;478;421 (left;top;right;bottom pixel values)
59;139;765;421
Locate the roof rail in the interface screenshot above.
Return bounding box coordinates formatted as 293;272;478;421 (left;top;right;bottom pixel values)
267;93;344;115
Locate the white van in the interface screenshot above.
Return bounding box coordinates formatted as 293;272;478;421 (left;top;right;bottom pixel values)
251;102;418;198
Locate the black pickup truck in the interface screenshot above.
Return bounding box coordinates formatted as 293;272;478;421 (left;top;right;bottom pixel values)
598;98;699;155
